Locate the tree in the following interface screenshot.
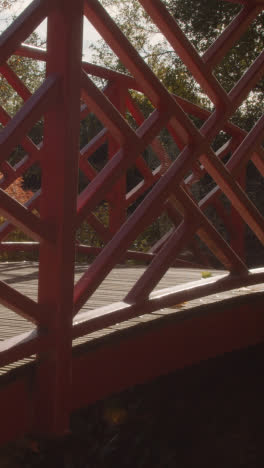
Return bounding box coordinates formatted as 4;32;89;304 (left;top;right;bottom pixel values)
0;29;44;193
1;31;44;117
91;0;264;129
89;0;264;264
91;0;202;103
166;0;264;127
1;10;45;190
90;0;264;185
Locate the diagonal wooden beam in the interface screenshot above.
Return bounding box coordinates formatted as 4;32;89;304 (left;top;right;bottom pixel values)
0;0;52;66
0;189;54;242
0;280;40;324
125;186;248;303
0;191;40;242
0;329;39;368
77;75;172;226
203;3;262;70
0;63;32;101
84;0;197;145
139;0;230;107
0;75;59;164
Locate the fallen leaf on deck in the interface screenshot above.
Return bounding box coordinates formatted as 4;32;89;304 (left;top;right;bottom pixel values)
201;271;212;278
168;302;186;309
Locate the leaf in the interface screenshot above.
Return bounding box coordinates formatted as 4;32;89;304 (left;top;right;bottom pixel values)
201;271;212;279
168;302;186;309
103;407;128;425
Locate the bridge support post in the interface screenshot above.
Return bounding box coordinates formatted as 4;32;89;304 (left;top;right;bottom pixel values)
35;0;83;436
230;168;246;262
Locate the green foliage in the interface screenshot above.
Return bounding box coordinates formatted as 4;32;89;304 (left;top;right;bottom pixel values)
1;33;44;118
76;203;109;248
0;17;45;191
165;0;264;129
89;0;264;265
165;0;240;52
93;0;264;130
76;205;173;262
201;271;212;279
92;0;205;108
132;213;172;252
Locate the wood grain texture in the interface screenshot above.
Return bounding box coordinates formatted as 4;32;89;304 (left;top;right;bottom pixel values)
0;261;263;376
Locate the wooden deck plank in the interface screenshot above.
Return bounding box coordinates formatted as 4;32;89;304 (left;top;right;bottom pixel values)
0;261;263;375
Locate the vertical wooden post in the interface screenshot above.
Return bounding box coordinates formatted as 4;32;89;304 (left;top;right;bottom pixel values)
230;167;247;262
35;0;83;436
106;82;127;235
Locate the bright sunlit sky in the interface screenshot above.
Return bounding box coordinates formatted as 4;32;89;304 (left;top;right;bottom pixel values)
0;0;101;61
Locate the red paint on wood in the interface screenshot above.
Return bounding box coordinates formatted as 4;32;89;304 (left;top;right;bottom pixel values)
0;0;263;443
71;295;264;409
36;0;83;436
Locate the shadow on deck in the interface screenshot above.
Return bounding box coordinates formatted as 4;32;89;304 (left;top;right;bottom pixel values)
0;262;263;446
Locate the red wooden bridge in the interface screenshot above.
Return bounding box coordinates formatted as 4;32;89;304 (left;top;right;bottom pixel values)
0;0;264;445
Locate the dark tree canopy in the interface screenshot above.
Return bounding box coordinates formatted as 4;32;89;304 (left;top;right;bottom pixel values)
92;0;263;131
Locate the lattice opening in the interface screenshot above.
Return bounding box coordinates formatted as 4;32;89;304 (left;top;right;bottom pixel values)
155;127;180;163
28;19;47;49
23;163;41;193
246;227;264;268
131;212;176;254
190;171;218;203
0;74;24;117
127;90;155;121
211;130;232;154
169;0;241;54
6;144;24;167
125;107;138;130
247;161;264;215
185;235;223;269
88;142;108;172
84;22;131;77
8;56;45;92
75;202;110;256
141;145;161;172
93;0;173;70
215;13;264;93
82;16;100;61
76;220;106;249
203;205;229;243
126;166;144;194
80;113;104;149
231;88;264;132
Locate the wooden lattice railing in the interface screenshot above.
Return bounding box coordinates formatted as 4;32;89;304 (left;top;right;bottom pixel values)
0;0;264;435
